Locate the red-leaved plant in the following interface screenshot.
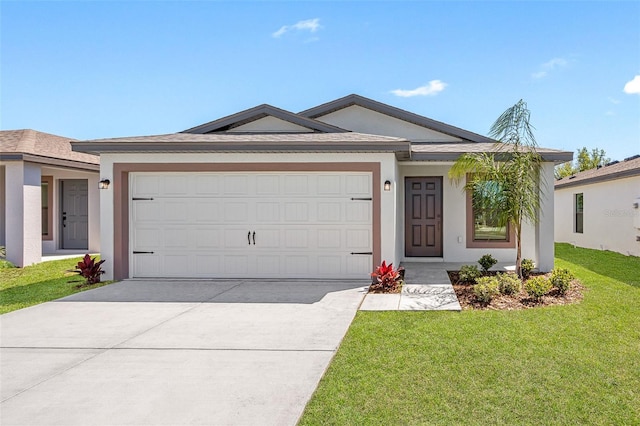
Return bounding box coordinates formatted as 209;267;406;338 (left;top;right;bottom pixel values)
370;261;404;293
72;254;106;285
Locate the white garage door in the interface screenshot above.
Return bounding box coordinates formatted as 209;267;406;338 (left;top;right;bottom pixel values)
130;172;373;279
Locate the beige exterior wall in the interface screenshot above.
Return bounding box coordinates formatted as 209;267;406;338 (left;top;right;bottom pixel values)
230;116;313;133
98;152;398;280
555;175;640;257
0;165;5;248
314;105;463;142
3;161;42;266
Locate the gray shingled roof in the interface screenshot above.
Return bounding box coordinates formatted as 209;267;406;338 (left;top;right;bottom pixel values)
410;142;573;162
555;155;640;188
0;129;99;169
71;132;411;154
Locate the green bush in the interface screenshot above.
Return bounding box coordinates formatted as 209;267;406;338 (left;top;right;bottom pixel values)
550;268;574;295
474;276;500;303
0;259;15;269
525;276;552;301
459;265;481;283
478;254;498;274
497;273;521;295
521;258;535;279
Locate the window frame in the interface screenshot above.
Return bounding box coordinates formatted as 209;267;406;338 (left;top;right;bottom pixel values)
574;192;584;234
41;176;53;240
465;176;515;249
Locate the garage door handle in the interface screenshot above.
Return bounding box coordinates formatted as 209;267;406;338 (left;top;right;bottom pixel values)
133;251;154;254
252;231;256;245
248;231;251;245
350;252;373;255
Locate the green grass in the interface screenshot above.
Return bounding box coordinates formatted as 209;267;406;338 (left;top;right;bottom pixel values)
0;256;112;314
300;244;640;425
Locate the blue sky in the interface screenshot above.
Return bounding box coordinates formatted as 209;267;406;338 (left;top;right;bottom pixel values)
2;1;639;162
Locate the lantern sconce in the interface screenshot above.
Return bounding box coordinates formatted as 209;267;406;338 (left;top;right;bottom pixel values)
99;179;111;190
383;180;392;191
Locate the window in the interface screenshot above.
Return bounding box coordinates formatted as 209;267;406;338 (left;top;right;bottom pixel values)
574;193;583;234
466;178;515;248
41;176;53;240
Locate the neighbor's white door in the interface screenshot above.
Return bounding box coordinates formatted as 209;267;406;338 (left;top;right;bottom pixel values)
130;172;373;279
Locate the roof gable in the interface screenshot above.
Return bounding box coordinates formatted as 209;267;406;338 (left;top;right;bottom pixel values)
182;104;347;134
300;94;495;143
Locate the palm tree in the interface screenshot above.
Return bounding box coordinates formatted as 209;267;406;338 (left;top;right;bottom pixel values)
449;100;544;277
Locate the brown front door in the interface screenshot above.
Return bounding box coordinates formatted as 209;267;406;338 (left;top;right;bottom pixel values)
405;177;442;257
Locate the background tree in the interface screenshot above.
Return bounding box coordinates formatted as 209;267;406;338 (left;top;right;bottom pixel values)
449;100;543;277
555;147;610;179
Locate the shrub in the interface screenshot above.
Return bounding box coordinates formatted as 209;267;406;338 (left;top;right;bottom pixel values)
474;277;500;303
550;268;574;295
521;258;535;279
370;261;404;293
0;245;5;258
458;265;481;283
478;254;498;274
497;273;521;295
0;259;15;269
71;254;106;285
525;276;551;301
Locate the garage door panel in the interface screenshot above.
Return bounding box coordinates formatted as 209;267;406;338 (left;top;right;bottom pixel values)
224;202;249;222
164;228;189;248
195;229;221;248
195;202;222;222
255;202;280;222
133;228;160;249
131;172;373;279
256;175;279;195
256;255;281;275
223;175;249;195
195;255;221;275
195;175;221;195
163;175;189;195
163;255;189;276
224;255;250;275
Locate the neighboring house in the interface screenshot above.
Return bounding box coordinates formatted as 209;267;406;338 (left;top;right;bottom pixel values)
555;155;640;257
72;94;571;281
0;130;100;267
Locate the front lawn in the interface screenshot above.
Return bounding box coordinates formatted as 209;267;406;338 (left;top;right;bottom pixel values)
0;257;112;314
300;244;640;425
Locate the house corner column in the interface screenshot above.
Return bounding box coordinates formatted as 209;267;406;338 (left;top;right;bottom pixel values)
5;162;42;267
536;162;555;272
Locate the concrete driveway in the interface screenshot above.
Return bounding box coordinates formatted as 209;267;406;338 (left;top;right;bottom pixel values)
0;279;366;426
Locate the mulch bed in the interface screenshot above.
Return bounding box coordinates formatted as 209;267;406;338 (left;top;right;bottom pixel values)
448;271;585;310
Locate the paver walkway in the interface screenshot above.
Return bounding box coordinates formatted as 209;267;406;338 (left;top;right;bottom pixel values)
360;262;462;311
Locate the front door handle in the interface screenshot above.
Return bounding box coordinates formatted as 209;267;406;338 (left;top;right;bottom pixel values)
248;231;251;245
252;231;256;245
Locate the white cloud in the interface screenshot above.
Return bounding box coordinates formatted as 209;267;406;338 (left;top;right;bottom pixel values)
623;75;640;95
608;97;620;104
532;57;568;79
390;80;447;97
272;18;321;38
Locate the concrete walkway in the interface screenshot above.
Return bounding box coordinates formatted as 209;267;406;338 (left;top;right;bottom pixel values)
360;262;462;311
0;279;366;426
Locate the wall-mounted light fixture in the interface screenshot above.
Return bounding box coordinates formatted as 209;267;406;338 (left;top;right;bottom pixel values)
384;180;392;191
99;179;111;190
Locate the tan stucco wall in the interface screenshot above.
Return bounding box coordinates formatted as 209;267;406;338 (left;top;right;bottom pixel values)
555;175;640;257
